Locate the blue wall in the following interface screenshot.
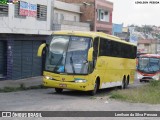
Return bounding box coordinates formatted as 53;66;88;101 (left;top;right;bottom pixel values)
112;23;123;35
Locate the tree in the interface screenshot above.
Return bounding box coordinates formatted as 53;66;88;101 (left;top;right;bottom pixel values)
142;25;153;34
156;34;160;39
0;0;7;4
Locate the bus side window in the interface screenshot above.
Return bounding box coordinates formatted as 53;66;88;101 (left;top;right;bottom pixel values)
93;37;99;58
99;37;110;56
92;37;99;68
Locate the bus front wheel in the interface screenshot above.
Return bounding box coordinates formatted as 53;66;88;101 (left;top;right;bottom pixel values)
89;80;98;96
55;88;63;93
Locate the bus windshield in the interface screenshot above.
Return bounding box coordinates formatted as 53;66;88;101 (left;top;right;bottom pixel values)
45;35;91;74
137;57;160;73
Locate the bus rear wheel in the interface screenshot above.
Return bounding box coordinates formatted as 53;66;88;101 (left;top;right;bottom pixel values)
55;88;63;93
121;79;126;89
125;77;129;88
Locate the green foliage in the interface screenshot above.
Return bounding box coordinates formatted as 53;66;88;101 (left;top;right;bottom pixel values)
142;25;153;33
2;86;20;92
28;85;45;89
155;34;160;39
19;83;27;90
110;93;127;100
0;0;7;4
110;81;160;104
149;81;160;87
0;84;46;93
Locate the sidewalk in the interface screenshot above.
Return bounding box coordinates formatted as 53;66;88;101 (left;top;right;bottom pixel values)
0;76;42;89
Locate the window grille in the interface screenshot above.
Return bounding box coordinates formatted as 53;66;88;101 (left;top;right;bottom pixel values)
0;4;8;16
37;4;47;20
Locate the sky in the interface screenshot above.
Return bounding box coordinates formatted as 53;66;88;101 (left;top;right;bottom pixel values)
108;0;160;27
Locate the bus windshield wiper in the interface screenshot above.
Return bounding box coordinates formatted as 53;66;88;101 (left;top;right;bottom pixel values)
70;53;75;74
53;54;63;73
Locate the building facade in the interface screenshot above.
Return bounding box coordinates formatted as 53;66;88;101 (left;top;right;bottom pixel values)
52;0;90;31
0;0;91;80
112;24;130;42
57;0;113;34
0;0;52;80
137;39;158;54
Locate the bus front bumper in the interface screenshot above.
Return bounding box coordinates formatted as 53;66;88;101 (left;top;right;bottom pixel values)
43;79;93;91
137;72;160;81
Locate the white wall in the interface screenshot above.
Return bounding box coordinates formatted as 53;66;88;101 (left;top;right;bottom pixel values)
53;0;81;23
0;0;52;35
0;0;90;33
61;24;90;31
54;9;80;22
52;0;90;31
54;0;80;13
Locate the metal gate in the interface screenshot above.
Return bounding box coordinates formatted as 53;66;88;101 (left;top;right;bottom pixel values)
0;41;7;79
12;41;43;80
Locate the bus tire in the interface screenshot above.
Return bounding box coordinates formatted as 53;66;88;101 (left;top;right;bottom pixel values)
55;88;63;93
89;80;98;96
125;76;129;88
121;78;126;89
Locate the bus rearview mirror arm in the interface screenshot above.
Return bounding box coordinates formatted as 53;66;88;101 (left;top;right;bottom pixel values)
88;47;93;62
37;43;47;57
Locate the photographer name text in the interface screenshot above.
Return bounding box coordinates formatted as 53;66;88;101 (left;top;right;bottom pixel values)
135;1;160;4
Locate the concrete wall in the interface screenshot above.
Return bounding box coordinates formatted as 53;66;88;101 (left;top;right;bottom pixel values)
54;0;81;13
138;44;149;53
157;41;160;54
57;0;95;30
60;24;90;31
138;43;156;54
96;0;113;34
57;0;113;34
150;43;156;54
0;0;52;35
53;17;90;31
53;0;90;31
54;9;80;22
54;0;81;22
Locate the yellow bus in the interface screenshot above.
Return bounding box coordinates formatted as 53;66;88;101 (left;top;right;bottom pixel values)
38;31;137;95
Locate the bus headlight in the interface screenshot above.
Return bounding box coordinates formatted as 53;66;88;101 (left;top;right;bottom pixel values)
137;72;143;80
153;74;160;81
74;79;87;83
44;76;54;80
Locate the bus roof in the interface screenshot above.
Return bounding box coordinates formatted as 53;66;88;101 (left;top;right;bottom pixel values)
52;31;136;46
139;54;160;58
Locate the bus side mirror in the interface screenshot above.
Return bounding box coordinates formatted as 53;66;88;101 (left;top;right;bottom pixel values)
88;47;93;62
37;43;46;57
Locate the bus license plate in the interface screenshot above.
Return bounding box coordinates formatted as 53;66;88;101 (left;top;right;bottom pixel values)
59;84;67;87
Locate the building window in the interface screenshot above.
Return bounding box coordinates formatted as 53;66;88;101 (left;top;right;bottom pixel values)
74;16;76;22
144;44;149;47
37;4;47;20
101;12;104;20
97;9;99;20
60;14;64;22
97;9;109;22
105;11;108;15
0;4;8;16
54;13;58;23
99;37;137;59
14;1;37;18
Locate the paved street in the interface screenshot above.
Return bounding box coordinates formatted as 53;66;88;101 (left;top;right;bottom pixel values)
1;87;160;111
0;80;160;120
